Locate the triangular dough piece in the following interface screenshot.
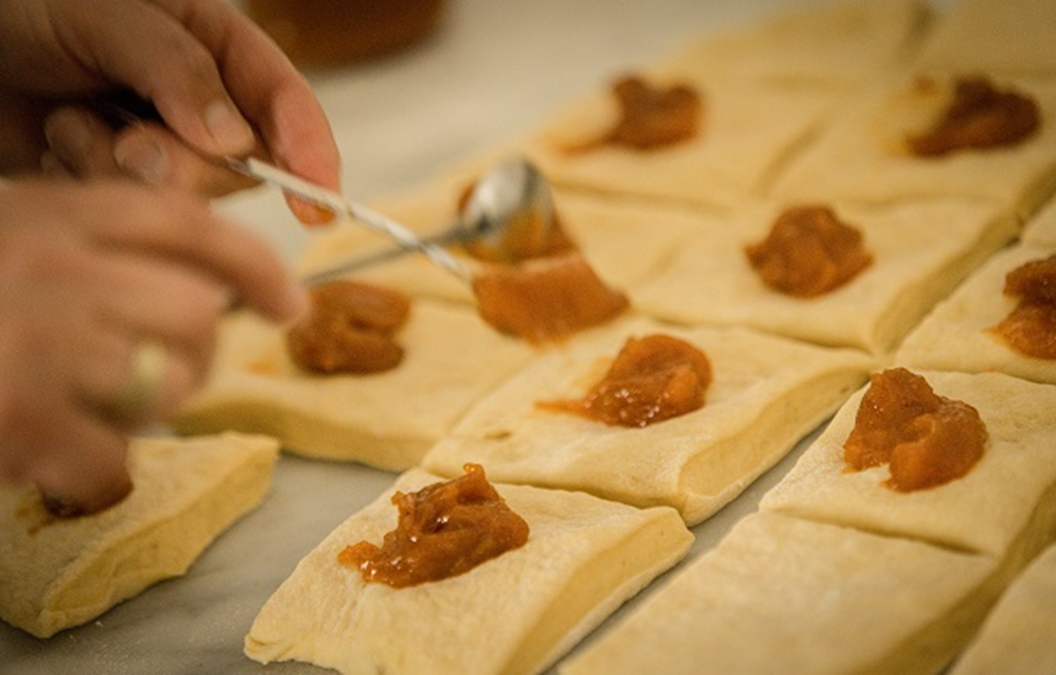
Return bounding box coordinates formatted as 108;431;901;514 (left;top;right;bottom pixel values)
769;75;1056;220
422;315;873;525
561;512;1000;675
297;178;702;306
635;198;1013;354
897;240;1056;385
951;543;1056;675
0;432;279;638
760;370;1056;559
659;0;927;85
244;468;693;675
914;0;1056;77
171;300;536;470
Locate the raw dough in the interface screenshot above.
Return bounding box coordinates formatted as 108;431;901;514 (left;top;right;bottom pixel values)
561;511;1000;675
635;198;1013;354
171;300;536;470
422;314;873;525
0;432;280;638
244;468;693;675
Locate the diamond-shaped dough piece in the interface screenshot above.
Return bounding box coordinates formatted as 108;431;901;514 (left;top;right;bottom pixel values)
171;300;536;470
422;315;873;525
561;512;999;675
914;0;1056;77
897;241;1056;385
760;370;1056;559
297;179;701;306
769;75;1056;220
244;468;693;675
0;432;279;638
951;543;1056;675
635;198;1012;354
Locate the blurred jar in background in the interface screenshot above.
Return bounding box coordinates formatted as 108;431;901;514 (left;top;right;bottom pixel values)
244;0;447;68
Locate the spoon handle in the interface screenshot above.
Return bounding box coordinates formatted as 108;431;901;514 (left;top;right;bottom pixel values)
227;158;473;284
301;226;471;285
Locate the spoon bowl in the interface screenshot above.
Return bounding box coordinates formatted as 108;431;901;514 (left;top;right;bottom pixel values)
301;157;555;285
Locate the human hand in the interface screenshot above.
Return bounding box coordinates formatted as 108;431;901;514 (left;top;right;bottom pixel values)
0;0;340;224
0;179;307;514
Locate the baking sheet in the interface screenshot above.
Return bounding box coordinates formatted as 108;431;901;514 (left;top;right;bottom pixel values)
0;0;859;672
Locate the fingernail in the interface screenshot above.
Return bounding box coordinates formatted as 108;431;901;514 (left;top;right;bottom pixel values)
44;109;93;154
114;135;168;184
205;100;254;151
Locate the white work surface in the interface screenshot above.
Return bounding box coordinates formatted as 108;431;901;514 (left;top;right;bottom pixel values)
2;0;842;672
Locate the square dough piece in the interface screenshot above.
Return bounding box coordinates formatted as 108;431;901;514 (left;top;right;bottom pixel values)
760;370;1056;560
244;468;693;675
0;432;279;638
897;241;1056;385
769;75;1056;220
658;0;927;85
421;315;873;525
171;299;537;471
951;543;1056;675
634;198;1013;354
297;177;702;306
520;72;836;210
561;512;1000;675
913;0;1056;77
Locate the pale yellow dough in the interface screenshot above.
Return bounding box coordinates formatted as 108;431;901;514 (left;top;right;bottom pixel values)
914;0;1056;76
421;314;873;525
897;241;1056;385
560;512;1000;675
244;468;693;675
171;300;536;470
297;178;702;306
0;432;279;638
760;370;1056;560
1021;196;1056;248
951;543;1056;675
769;75;1056;220
521;72;836;210
634;198;1012;354
660;0;927;85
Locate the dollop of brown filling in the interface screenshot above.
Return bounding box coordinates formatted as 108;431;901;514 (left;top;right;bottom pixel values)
989;254;1056;359
472;251;630;343
843;368;987;492
286;280;410;374
338;464;529;588
538;334;712;428
572;74;702;152
745;205;872;298
907;76;1041;157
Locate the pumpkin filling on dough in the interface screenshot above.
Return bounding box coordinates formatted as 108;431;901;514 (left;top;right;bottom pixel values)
989;253;1056;359
745;204;873;298
843;368;987;492
338;464;529;588
538;334;712;428
907;75;1041;157
571;74;702;152
286;280;411;374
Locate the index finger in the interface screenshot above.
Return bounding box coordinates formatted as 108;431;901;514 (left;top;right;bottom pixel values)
152;0;342;220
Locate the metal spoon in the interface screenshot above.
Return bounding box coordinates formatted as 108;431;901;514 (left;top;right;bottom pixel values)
273;157;556;286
